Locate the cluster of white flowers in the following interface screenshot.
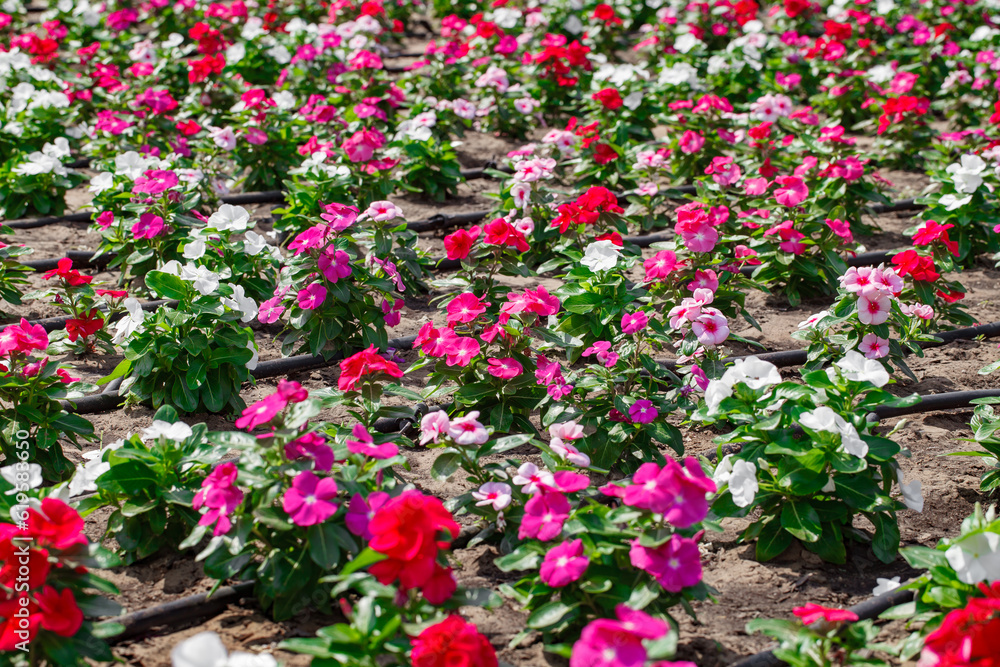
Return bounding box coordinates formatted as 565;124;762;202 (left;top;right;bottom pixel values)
12;137;70;176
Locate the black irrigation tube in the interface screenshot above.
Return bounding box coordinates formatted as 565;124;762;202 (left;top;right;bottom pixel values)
21;250;108;272
64;335;417;415
731;586;917;667
31;299;175;333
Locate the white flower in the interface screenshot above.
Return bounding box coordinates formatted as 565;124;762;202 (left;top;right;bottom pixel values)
172;631;277;667
581;240;621;273
266;44;291;64
179;265;221;295
800;406;869;458
209;126;237;151
13;152;64;176
946;154;987;194
68;456;110;496
182;238;206;260
872;576;901;595
658;62;698;86
512;462;554;495
243;231;267;256
939;193;972;211
674;33;701;54
945;532;1000;584
712;454;734;486
704;379;733;414
866;64;896;84
43;137;70;159
208;204;251;232
472;482;512;511
721;357;782;390
834;350;890;387
839;422;869;458
245;341;258;371
550;438;590;467
112;298;145;344
897;468;924;512
729;460;758;508
142;420;193;442
271;91;295;109
623;92;643;110
115;151;154;179
1;463;43;494
221;285;258;323
89;172;115;195
797;310;831;330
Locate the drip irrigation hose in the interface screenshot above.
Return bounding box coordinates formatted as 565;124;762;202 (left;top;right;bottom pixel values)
21;250;108;272
63;335;417;415
30;299;176;333
730;586;917;667
6;211;93;229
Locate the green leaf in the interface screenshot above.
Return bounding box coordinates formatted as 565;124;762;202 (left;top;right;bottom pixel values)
308;523;342;569
781;501;822;542
341;547;387;576
494;545;541;572
527;600;578;629
431;451;461;481
756;519;794;561
145;271;189;300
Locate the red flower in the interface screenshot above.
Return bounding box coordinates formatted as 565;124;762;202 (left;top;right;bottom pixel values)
892;249;940;282
25;499;86;551
443;225;482;260
0;595;40;650
913;220;959;257
42;258;92;286
337;345;404;391
36;586;83;637
482;218;530;253
937;289;966;303
793;603;859;625
591;88;623;110
595;231;623;247
368;491;460;597
922;582;1000;666
0;530;49;590
592;143;619;165
411;615;497;667
591;3;622;25
66;309;104;342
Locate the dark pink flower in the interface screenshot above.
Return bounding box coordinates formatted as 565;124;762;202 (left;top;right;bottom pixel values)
283;470;339;527
540;539;589;587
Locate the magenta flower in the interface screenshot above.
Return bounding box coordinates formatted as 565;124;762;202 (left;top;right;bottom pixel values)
443;336;481;367
235;393;286;430
193;462;244;536
319;202;359;232
620;311;648;334
487;357;523;379
623;458;715;527
318;248;353;283
540;539;589;587
132;169;178;195
132;212;164;240
569;606;668;667
643;250;679;282
774;175;809;207
284;432;335;472
583;341;618;368
345;491;389;540
446;292;488;326
345;423;399;459
297;283;327;310
519;490;570;542
628;400;658;424
629;534;702;592
283;470;339;527
258;297;285;324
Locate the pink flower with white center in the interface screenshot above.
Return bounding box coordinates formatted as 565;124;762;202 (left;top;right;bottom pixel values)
636;181;658;196
519;490;570;541
540;539;589;587
345;423;399;459
825;218;853;242
774;175;809;207
363;200;403;222
258;297;284;324
446;292;488;326
443;336;481;367
857;288;892;325
692;309;730;346
679;130;705;154
705;156;741;187
193;462;244;536
419;411;451;445
688;269;719;293
643;250;680;282
297;283;327;310
621;311;648;334
318;247;352;282
840;266;876;294
513;462;555;495
132;213;164;240
678;220;719;253
550;438;591;467
859;333;890;359
472;482;512;511
487;357;523;379
282;470;339;527
447;411;489;445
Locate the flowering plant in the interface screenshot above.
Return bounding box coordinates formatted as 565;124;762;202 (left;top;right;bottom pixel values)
0;137;81;218
0;319;96;481
699;354;921;563
959;398;1000;493
0;232;31;310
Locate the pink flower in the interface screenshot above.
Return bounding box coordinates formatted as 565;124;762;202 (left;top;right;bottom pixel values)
644;250;680;282
513;462;555;495
583;341;618;367
840;266;877;294
624;459;715;526
283;470;339;527
678;130;705;154
744;177;769;195
447;411;488;445
621;311;648;334
629;534;703;592
132;213;164;240
284;432;335;471
297;283;327;310
235;393;286;430
96;211;115;229
487;357;523;379
258;297;285;324
363;200;403;221
342;127;385;162
857;288;891;325
774;175;809;207
688;269;719;293
628;400;658;424
345;491;389;540
345;423;399;459
793;603;859;625
381;298;404;327
193;462;244;536
319;203;359;232
692;309;730;346
550;438;590;467
825;218;853;243
419;411;451;445
318;248;352;282
676;220;718;253
472;482;512;511
0;318;48;356
540;539;589;587
705;156;741;187
446;293;488;326
570;606;668;667
519;490;570;541
444;336;481;367
859;333;889;359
